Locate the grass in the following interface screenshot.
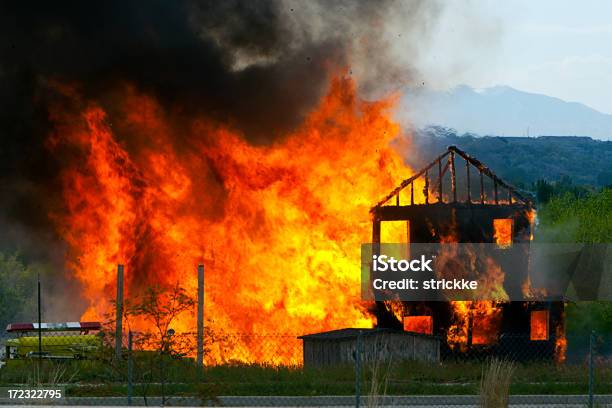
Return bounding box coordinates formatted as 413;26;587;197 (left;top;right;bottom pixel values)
0;356;610;397
479;359;515;408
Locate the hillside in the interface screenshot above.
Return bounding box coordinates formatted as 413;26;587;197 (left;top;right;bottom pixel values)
406;128;612;188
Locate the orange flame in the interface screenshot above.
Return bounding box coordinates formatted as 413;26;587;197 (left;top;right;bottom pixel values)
48;75;417;364
403;316;433;335
493;218;513;248
530;310;549;341
433;215;505;349
555;319;567;363
447;301;502;348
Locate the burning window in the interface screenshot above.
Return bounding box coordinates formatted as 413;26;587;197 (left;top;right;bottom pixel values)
472;319;500;345
403;316;433;335
381;221;410;258
471;302;503;345
530;310;549;341
381;221;410;243
493;218;513;248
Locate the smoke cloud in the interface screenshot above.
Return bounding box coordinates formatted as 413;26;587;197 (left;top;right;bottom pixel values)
0;0;446;283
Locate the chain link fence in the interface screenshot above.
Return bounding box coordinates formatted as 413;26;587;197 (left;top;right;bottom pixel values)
0;330;610;407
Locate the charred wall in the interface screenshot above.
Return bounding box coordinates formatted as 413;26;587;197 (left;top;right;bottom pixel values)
371;201;564;360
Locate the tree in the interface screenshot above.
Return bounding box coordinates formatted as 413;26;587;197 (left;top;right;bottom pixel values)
535;179;554;204
597;170;612;187
538;188;612;335
0;253;39;331
124;283;196;355
538;188;611;243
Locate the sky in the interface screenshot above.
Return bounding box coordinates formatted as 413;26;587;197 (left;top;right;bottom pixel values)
415;0;612;114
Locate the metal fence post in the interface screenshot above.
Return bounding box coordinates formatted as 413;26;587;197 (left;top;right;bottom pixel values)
589;330;595;408
197;264;204;368
37;272;42;382
115;264;124;360
128;330;133;406
355;332;362;408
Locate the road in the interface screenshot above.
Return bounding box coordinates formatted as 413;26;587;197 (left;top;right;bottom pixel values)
1;394;611;406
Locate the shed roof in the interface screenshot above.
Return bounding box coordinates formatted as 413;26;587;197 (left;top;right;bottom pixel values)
298;327;434;340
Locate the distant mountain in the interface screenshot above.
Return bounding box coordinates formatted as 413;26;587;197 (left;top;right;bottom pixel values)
400;85;612;141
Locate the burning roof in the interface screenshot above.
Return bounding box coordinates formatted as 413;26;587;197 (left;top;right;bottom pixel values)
372;145;533;211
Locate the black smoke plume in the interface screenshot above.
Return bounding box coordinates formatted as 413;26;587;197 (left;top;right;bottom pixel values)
0;0;441;277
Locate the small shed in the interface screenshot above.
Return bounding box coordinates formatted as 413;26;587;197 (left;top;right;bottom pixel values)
298;328;440;367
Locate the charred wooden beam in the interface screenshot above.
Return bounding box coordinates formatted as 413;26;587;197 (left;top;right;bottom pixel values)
372;216;381;244
494;179;499;205
467;303;474;348
480;170;485;204
424;169;429;205
371;145;533;213
371;202;530;222
448;145;532;206
438;158;443;203
450;151;457;203
370;150;450;211
466;159;471;203
406;221;410;243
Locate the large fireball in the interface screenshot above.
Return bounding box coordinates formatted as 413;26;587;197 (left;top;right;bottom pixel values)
49;75;414;363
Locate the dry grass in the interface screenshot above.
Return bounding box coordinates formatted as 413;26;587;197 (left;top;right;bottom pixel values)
479;358;515;408
365;358;393;408
365;335;393;408
27;361;79;386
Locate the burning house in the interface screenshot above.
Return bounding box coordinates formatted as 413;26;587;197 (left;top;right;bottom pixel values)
300;146;565;365
370;146;565;361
